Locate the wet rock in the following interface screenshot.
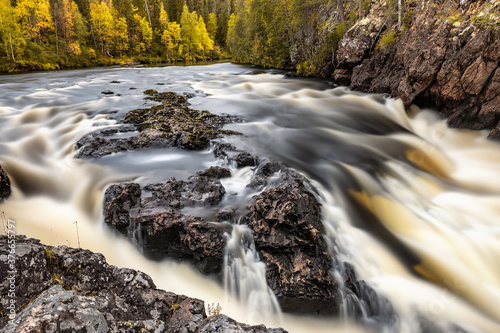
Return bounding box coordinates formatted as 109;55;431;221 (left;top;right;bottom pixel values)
196;166;232;179
342;262;395;323
103;168;230;276
1;235;281;332
145;175;226;209
242;161;337;314
103;183;142;233
76;92;240;159
0;165;11;202
216;206;237;222
101;90;114;95
110;80;121;84
212;142;259;168
128;209;226;275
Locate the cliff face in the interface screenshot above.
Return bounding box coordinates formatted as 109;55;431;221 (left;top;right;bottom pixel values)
331;0;500;139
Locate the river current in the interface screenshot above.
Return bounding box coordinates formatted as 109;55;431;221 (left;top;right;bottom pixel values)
1;63;499;333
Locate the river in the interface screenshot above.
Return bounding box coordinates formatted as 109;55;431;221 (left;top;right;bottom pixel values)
1;63;499;333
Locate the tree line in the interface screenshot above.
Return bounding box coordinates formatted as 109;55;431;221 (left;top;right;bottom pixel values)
226;0;407;77
0;0;235;72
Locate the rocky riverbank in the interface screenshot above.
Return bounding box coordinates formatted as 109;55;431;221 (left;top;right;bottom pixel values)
0;235;286;332
333;0;500;139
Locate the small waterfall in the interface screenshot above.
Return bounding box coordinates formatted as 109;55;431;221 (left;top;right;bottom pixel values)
223;224;282;325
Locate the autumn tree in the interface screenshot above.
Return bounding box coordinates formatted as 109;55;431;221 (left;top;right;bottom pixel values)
198;14;213;55
0;0;25;61
53;0;84;57
16;0;54;42
180;4;200;58
161;21;181;59
90;0;114;55
207;12;217;40
112;16;129;55
131;4;153;53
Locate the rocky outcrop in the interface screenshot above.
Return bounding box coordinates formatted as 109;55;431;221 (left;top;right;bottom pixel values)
103;169;231;276
0;165;11;202
334;0;500;139
75;91;240;159
0;235;286;332
103;159;396;319
242;161;336;314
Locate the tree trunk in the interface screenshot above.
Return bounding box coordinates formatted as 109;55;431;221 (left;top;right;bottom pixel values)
359;0;362;19
144;0;153;28
338;0;345;22
398;0;402;29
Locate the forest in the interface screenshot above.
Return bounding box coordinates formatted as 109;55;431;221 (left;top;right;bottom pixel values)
0;0;454;74
0;0;394;73
0;0;236;72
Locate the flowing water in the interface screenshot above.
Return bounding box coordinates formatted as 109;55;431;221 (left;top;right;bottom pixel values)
1;63;500;333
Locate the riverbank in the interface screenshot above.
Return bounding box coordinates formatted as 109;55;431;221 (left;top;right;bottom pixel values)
226;0;500;140
0;234;286;332
333;0;500;140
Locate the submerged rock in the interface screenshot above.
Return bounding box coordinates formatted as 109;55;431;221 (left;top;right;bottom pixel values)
76;91;239;159
212;142;259;168
0;235;285;332
0;165;11;202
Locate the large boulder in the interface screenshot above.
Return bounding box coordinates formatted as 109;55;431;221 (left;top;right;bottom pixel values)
0;165;11;202
242;161;337;314
103;168;232;276
0;235;286;332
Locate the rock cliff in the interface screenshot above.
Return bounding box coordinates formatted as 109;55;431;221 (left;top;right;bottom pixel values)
333;0;500;139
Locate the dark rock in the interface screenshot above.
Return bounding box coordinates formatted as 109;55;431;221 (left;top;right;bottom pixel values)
195;166;232;179
110;81;121;84
103;171;229;276
334;3;500;138
0;165;11;202
242;161;336;314
143;89;158;96
212;142;259;168
234;151;258;168
101;90;114;95
103;183;142;233
129;87;137;90
76;92;240;159
216;206;237;222
130;209;226;275
0;235;281;332
341;262;395;322
144;175;226;209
